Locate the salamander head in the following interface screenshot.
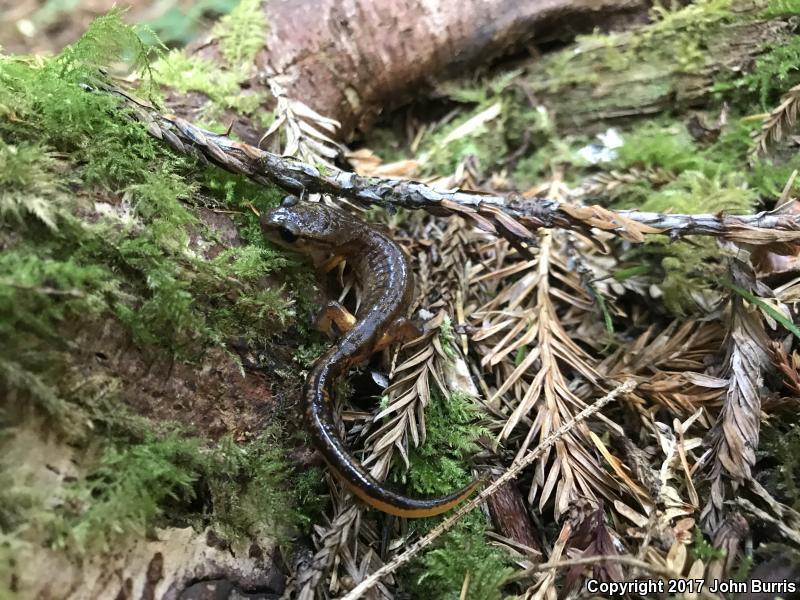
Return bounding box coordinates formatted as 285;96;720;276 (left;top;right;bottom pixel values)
260;196;361;253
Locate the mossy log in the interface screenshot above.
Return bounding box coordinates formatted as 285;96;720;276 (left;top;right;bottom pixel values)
519;3;797;132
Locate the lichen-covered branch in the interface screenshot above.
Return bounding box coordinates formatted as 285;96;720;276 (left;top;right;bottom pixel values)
109;85;800;248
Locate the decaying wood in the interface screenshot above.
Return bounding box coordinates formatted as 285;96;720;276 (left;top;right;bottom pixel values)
179;0;650;142
485;479;542;554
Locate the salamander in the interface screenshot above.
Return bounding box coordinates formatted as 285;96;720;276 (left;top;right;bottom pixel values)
260;196;481;517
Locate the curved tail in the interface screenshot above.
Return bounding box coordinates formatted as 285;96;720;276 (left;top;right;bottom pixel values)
304;357;482;518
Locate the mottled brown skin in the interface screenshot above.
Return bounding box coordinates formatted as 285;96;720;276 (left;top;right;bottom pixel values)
261;197;481;517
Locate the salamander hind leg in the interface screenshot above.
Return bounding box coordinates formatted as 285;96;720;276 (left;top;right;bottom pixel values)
373;317;423;352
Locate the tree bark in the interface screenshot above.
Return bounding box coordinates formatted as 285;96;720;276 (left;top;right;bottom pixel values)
185;0;651;142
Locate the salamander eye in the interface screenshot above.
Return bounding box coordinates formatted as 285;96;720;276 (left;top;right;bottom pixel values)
281;195;300;207
278;226;299;243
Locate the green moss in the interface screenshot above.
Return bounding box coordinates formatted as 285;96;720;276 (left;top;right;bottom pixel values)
645;238;727;315
0;13;325;565
757;424;800;511
404;513;513;600
620;171;755;214
537;1;729;88
689;527;726;562
392;388;507;599
766;0;800;15
204;432;323;543
438;316;458;360
715;0;800;108
0;141;70;231
399;391;484;496
0;12;299;374
50;426;321;553
153;51;265;120
54;433;203;552
571;117;778;315
151;0;270;126
736;35;800;107
212;0;267;67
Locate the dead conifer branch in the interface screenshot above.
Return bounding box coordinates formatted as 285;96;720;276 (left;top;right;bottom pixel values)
471;231;621;516
702;263;772;531
588;321;726;419
259;78;346;167
751;82;800;160
337;379;637;600
294;504;362;600
107;85;800;247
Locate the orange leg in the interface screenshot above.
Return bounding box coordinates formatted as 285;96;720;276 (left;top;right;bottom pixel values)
317;301;357;338
373;317;423;352
318;254;346;274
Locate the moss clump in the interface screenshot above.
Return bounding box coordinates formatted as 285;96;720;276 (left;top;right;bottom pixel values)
573;117;800;314
756;424;800;512
212;0;267;67
714;0;800;108
152;0;270;127
390;389;511;599
206;433;324;543
403;391;485;496
0;12;297;429
404;514;513;600
55;432;204;552
49;426;321;553
689;527;726;562
153;52;265;120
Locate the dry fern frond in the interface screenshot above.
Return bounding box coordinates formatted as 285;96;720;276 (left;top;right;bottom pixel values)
591;321;726;419
293;504;361;600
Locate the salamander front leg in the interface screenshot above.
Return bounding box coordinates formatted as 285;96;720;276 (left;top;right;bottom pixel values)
317;300;356;338
318;254;346;274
